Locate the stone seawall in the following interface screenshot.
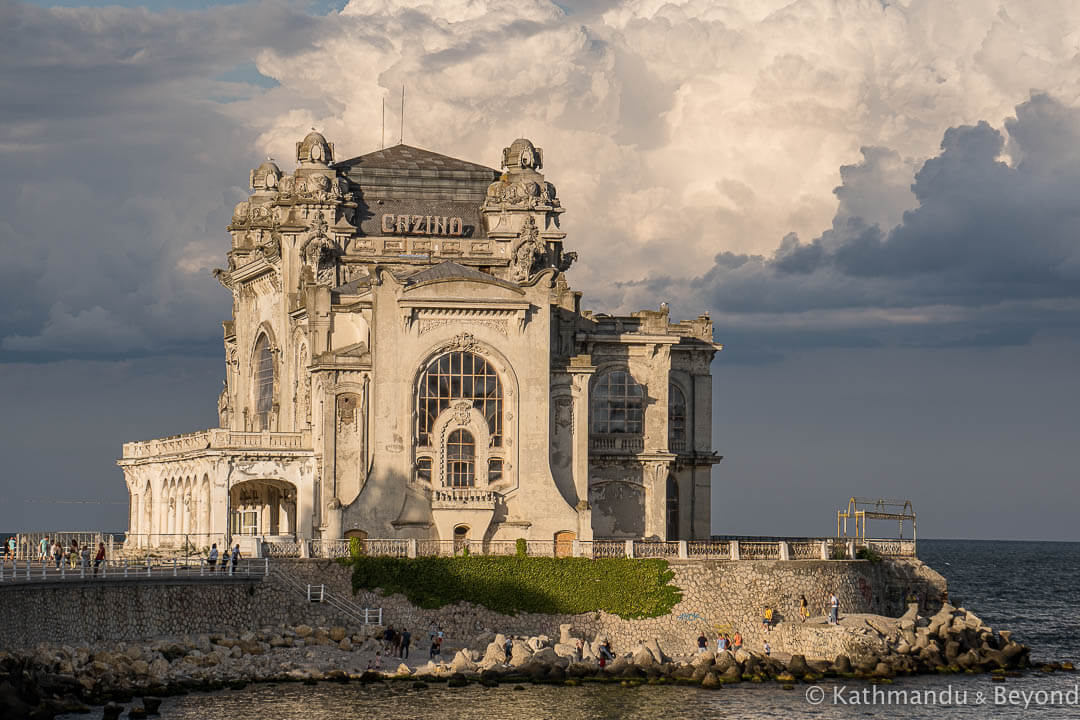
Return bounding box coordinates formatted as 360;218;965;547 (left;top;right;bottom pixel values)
278;558;947;659
0;558;946;660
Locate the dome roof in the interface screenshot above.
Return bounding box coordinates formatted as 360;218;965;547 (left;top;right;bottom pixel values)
501;138;542;171
250;161;282;191
296;130;334;165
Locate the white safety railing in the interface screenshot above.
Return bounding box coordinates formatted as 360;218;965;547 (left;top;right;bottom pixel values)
0;557;269;583
271;569;381;626
294;537;915;560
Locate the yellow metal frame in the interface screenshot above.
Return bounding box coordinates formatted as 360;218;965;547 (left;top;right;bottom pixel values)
837;497;916;540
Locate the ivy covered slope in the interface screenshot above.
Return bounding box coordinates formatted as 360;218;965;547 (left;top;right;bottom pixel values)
346;555;682;620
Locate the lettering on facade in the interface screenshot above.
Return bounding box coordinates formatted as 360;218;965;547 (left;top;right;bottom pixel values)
381;214;465;236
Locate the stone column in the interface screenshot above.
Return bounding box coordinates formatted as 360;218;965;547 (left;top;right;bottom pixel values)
642;460;669;539
569;366;594;541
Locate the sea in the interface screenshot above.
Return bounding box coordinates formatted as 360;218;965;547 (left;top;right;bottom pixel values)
59;539;1080;719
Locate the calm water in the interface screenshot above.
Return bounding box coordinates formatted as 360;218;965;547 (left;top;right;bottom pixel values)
62;540;1080;719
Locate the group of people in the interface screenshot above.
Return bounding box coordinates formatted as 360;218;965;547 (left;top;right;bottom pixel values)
206;543;242;572
692;592;843;655
697;630;744;654
380;625;413;659
31;537;108;576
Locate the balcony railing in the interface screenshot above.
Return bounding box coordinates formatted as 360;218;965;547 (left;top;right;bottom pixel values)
228;536;918;560
589;435;645;454
431;488;497;510
122;429;312;458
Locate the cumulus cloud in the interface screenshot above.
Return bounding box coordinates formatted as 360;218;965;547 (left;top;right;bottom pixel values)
624;94;1080;359
3;0;1080;360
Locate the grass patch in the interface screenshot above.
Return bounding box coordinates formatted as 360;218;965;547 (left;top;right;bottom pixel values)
345;555;681;619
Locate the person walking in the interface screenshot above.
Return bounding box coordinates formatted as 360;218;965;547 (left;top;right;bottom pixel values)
383;625;395;653
799;594;810;622
829;592;839;625
7;536;16;560
400;628;411;659
231;544;241;572
207;543;219;572
503;635;513;664
93;543;106;577
51;540;62;569
762;606;774;633
39;537;49;565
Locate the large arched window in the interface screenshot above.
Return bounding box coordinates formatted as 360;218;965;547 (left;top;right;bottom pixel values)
253;335;275;430
417;351;502;447
669;382;687;451
591;370;644;434
446;429;475;487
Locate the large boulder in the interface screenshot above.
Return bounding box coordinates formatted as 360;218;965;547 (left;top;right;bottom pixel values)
481;641;505;667
632;645;657;668
559;624;574;645
644;639;670;664
329;627;347;643
509;640;532;667
713;651;736;674
450;650;476;673
786;654;811;678
553;643;578;659
833;655;853;674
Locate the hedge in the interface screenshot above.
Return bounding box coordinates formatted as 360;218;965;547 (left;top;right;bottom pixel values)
345;555;682;619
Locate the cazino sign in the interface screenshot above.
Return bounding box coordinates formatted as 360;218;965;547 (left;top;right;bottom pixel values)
382;214;465;236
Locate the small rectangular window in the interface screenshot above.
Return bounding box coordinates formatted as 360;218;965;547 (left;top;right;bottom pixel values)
488;458;503;484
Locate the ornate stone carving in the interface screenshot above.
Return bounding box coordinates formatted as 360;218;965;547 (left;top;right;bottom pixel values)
417;317;509;337
437;332;483;354
450;399;472;426
510;217;545;282
299;211;338;284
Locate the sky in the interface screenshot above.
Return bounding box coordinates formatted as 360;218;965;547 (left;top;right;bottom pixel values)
1;0;1078;540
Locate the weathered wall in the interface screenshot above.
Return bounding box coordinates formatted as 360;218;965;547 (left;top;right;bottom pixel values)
0;558;947;660
288;558;946;658
0;576;359;651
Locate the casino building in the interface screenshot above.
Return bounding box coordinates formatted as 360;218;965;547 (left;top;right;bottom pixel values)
118;134;722;553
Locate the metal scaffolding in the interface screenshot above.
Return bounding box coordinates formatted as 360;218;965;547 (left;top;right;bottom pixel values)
837;497;916;541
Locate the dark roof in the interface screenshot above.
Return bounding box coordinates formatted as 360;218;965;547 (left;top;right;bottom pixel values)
336;144;498;176
336;144;498;202
405;261;519;291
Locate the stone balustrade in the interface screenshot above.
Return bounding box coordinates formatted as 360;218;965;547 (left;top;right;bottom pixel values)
431;488;497;509
276;536;916;560
122;429;312;458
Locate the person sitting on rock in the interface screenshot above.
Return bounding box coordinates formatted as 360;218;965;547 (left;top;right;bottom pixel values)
732;631;743;650
503;636;513;664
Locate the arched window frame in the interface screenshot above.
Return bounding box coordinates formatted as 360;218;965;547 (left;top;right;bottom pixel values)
446;428;476;487
590;368;644;435
251;333;276;431
414;344;515;490
668;381;688;452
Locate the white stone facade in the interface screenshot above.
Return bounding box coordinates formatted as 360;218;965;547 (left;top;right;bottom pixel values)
119;135;722;551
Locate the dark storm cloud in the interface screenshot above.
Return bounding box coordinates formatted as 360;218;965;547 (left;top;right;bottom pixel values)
628;94;1080;360
0;1;320;360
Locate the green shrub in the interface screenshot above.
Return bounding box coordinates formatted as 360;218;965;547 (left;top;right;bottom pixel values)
349;537;363;559
856;546;883;564
346;555;682;619
515;538;527;557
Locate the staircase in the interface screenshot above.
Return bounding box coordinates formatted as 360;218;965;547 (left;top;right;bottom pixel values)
270;568;383;627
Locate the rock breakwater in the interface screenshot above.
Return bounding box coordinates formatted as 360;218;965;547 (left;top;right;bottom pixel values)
0;603;1039;719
